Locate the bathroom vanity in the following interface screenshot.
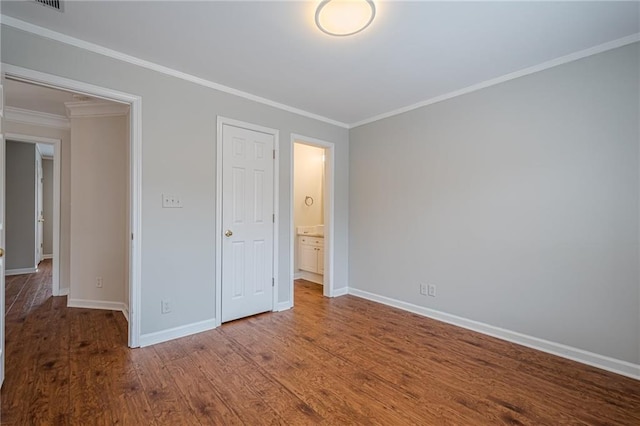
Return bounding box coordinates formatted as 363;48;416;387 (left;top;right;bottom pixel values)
297;225;324;284
298;235;324;275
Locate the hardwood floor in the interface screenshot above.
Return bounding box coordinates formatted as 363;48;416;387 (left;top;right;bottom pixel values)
2;266;639;425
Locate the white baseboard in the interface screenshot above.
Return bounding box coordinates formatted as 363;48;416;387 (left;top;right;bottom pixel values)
293;272;303;280
275;301;293;312
68;298;126;312
5;267;37;276
122;305;129;322
297;271;324;285
58;288;69;296
139;319;217;347
348;288;640;380
42;254;53;260
331;287;349;297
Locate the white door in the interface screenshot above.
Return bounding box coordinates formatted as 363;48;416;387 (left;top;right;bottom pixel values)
1;82;6;387
36;150;43;263
221;124;274;323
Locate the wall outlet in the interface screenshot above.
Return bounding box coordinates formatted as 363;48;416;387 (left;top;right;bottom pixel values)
428;284;437;297
162;193;183;208
96;277;103;288
420;284;428;295
161;299;171;314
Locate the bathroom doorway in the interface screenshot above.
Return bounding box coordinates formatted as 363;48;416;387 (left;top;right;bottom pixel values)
290;134;335;301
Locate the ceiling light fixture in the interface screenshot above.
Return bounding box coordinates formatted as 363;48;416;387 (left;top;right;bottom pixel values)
315;0;376;37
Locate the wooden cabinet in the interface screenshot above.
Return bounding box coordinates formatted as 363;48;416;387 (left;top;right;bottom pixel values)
298;236;324;274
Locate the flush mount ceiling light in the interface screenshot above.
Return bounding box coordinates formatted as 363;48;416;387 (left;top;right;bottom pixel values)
315;0;376;37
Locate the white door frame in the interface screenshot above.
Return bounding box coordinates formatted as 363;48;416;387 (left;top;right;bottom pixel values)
216;116;279;326
35;146;42;265
1;119;6;387
5;134;62;296
3;64;143;348
290;134;336;301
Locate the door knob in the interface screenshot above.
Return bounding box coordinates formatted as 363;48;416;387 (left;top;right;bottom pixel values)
225;230;233;237
0;248;4;257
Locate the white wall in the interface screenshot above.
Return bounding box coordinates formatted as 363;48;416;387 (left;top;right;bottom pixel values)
294;143;324;227
349;43;640;364
5;140;35;271
69;114;128;306
1;24;350;336
42;158;53;256
3;121;70;290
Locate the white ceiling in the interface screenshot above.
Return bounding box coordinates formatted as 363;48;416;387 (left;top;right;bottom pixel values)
2;1;638;126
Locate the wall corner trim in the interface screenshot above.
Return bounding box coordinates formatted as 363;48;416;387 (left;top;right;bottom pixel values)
139;319;217;347
122;305;130;323
275;301;293;312
1;16;636;130
64;100;130;118
58;287;69;296
67;299;127;313
348;288;640;380
349;33;640;128
331;287;349;297
4;106;70;129
5;268;38;276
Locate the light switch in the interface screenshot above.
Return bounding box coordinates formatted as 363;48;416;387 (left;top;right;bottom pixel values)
162;193;183;208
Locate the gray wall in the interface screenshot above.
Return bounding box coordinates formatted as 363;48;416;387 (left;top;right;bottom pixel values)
42;158;53;256
6;140;36;271
349;43;640;364
1;24;349;336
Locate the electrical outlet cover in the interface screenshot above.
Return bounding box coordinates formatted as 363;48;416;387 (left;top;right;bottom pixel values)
428;284;436;297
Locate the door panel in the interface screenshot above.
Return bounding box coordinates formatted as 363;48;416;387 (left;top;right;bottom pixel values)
221;124;274;323
299;244;317;273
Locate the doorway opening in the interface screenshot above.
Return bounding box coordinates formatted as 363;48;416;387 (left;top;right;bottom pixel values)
4;134;61;297
2;65;142;348
290;134;335;304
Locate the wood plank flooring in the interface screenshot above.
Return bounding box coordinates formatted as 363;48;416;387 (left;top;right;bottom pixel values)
2;264;639;424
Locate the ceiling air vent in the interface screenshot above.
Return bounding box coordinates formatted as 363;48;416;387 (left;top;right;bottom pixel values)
34;0;63;12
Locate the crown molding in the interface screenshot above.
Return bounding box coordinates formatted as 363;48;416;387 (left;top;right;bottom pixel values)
4;106;70;129
2;14;637;130
65;100;130;118
0;14;350;129
350;33;640;128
